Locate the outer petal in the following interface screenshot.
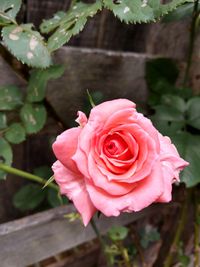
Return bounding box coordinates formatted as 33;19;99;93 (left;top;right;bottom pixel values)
52;161;96;226
52;128;81;173
86;161;164;217
75;111;87;127
159;134;189;181
89;99;136;126
157;163;174;202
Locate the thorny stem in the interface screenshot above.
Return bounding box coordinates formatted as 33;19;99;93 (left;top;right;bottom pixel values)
183;0;200;86
0;163;58;191
90;218;112;267
194;189;200;267
164;190;191;267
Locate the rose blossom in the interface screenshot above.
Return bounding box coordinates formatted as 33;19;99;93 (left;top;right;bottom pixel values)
52;99;188;226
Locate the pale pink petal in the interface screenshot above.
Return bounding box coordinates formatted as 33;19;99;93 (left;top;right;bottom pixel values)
137;113;160;153
86;161;164;217
52;128;81;173
89;99;136;127
75;111;88;127
157;163;174;202
159;134;189;181
52;161;96;226
88;152;136;195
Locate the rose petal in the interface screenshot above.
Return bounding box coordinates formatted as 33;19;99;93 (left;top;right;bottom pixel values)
52;128;81;173
88;152;136;195
75;111;87;127
89;99;136;127
159;134;189;181
52;161;96;226
86;161;164;217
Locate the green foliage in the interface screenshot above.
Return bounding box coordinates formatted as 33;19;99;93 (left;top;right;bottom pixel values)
27;65;65;102
108;226;129;241
103;0;188;24
33;165;53;179
0;138;13;180
13;183;46;211
0;112;7;129
4;122;26;144
163;1;200;22
0;0;22;24
40;11;66;33
178;242;190;267
186;97;200;130
20;103;47;134
161;94;186;113
2;24;51;68
146;58;192;105
152;105;184;122
146;58;200;188
0;85;23;110
172;132;200;187
41;1;103;52
34;166;68;208
47;188;68;208
140;225;160;249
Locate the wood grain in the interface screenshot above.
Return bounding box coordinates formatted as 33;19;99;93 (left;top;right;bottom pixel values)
0;204;163;267
46;46;153;125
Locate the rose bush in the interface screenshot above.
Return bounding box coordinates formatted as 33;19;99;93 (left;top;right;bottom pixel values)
52;99;188;226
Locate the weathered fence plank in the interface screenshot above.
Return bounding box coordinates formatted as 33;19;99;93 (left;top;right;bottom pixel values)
0;204;163;267
47;46;153;125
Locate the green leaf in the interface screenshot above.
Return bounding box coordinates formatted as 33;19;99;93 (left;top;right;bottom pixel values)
27;65;65;102
0;112;7;129
13;184;46;211
20;103;47;134
47;188;68;208
163;2;199;22
152;120;184;136
0;85;23;110
103;0;188;24
33;165;53;179
0;0;22;24
0;138;13;180
152;105;184;122
2;24;51;68
186;97;200;130
161;95;186;112
4;123;26;144
47;1;102;52
171;132;200;187
140;226;160;249
146;58;179;91
108;226;129;241
40;11;66;33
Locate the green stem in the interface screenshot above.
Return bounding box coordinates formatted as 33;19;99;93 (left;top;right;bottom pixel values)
118;241;131;267
164;190;191;267
183;0;199;86
0;163;58;191
90;218;112;267
0;12;17;25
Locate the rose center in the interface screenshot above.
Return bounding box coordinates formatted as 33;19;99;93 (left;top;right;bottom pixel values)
104;133;129;157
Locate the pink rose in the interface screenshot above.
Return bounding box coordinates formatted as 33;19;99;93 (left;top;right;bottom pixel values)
52;99;188;226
